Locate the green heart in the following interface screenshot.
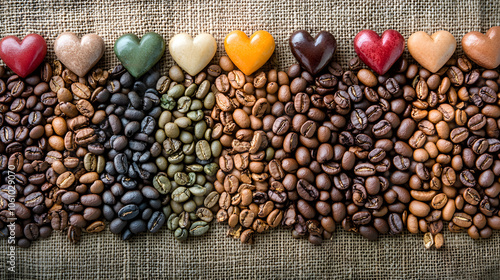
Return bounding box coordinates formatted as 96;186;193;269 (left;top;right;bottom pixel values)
114;32;165;78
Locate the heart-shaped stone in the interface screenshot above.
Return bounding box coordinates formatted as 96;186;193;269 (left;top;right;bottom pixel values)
114;32;165;78
169;33;217;76
54;33;104;77
354;30;405;75
408;31;456;73
289;30;337;75
224;30;275;75
462;26;500;69
0;34;47;78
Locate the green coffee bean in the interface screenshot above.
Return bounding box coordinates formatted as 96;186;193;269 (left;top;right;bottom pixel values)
162;205;172;218
155;156;168;170
211;140;222;157
163;138;182;155
170;201;183;214
185;83;197;97
167;213;179;230
174;173;189;186
186;164;203;172
167;163;184;178
187;110;204;121
183;200;197;212
167;84;185;98
204;128;212;142
155;129;166;143
204;182;214;193
164;122;180;138
178;212;191;229
204;163;219;176
196;80;210;99
193;196;205;206
179;131;194;144
194;121;207;139
195;140;211;161
183;142;196;155
196;174;206;185
172;186;190;202
190;99;203;110
204;191;219;208
203;91;215;109
189;221;209;236
186;172;196;186
160;95;176;110
266;147;275;161
153;173;171;194
159;111;172;127
189;185;207;197
174;228;188;241
184;155;196;164
174;117;191;128
168;152;185;164
177;96;192;113
196;208;214;222
189;212;198;221
84;153;97;172
96;155;105;174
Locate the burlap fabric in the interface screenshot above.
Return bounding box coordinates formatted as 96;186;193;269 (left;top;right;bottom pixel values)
1;0;500;279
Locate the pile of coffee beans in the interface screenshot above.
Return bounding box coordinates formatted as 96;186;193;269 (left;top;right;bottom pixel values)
401;56;500;248
0;64;56;247
153;65;218;240
99;66;167;240
2;41;500;251
206;56;288;243
42;63;112;244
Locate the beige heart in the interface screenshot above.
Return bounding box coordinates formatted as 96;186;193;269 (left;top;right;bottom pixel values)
408;31;456;73
462;26;500;69
54;33;105;77
169;33;217;76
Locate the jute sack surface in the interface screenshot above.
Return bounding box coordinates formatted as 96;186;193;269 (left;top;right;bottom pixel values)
0;0;499;279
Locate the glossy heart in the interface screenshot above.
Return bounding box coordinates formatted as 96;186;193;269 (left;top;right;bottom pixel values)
289;30;337;75
354;30;405;75
54;33;104;77
0;34;47;77
169;33;217;76
224;30;275;75
114;32;165;78
408;31;456;73
462;26;500;69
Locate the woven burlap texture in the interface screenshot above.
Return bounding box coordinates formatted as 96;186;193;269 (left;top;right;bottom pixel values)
1;0;499;279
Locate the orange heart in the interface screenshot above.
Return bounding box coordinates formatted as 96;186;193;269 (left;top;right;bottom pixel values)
224;30;275;75
462;26;500;69
408;31;456;73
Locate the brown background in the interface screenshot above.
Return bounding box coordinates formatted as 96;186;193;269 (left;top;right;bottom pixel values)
1;0;500;279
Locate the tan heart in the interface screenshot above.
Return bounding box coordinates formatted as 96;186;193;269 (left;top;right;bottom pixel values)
408;31;456;73
169;33;217;76
462;26;500;69
54;33;105;77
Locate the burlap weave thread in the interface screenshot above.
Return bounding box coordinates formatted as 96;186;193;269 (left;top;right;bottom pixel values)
1;0;500;279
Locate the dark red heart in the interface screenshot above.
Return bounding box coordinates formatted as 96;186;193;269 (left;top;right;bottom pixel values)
354;30;405;75
0;34;47;78
289;30;337;75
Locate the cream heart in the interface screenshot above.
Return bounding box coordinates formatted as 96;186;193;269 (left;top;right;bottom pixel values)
169;33;217;76
408;31;456;73
54;33;105;77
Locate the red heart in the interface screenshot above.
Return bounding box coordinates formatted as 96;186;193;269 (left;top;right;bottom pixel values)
0;34;47;77
354;30;405;75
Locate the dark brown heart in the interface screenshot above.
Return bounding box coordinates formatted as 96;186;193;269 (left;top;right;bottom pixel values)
289;30;337;75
